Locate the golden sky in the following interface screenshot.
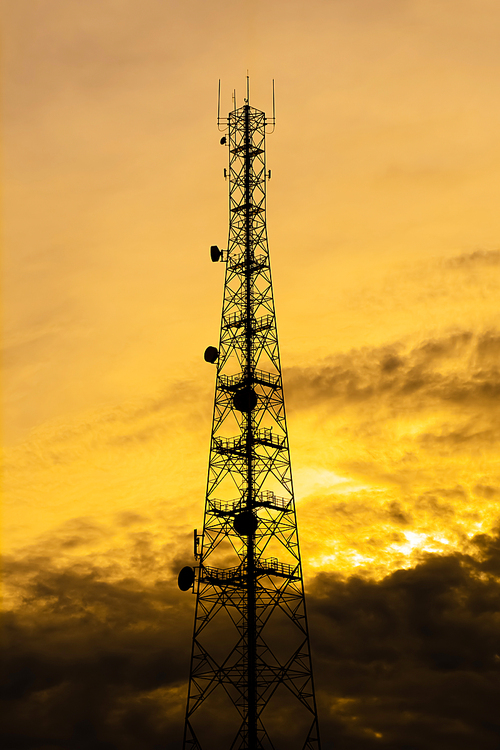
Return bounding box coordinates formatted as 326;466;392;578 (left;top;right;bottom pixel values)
3;1;500;748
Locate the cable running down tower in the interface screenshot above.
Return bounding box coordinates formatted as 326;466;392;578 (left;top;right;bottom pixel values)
179;82;321;750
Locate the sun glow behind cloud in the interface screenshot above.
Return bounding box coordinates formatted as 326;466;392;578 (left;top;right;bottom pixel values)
294;467;369;497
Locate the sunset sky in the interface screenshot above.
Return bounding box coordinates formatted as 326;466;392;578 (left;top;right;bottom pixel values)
3;1;500;748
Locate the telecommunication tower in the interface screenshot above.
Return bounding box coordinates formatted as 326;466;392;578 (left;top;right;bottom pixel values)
178;80;321;750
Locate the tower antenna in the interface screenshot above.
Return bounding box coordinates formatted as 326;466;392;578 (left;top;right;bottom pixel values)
179;84;321;750
217;79;221;125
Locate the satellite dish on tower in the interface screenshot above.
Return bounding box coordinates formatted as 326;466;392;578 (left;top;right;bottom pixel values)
204;346;219;363
233;387;258;413
210;245;222;262
178;566;195;592
234;511;258;536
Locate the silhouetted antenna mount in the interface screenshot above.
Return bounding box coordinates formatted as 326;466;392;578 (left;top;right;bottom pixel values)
218;78;276;131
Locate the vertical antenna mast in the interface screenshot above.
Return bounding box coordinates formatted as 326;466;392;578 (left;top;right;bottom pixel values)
179;81;321;750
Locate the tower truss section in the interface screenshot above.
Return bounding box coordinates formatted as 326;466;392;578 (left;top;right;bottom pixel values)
179;89;321;750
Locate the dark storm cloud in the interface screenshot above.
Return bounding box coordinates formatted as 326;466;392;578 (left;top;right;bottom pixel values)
3;526;500;749
284;330;500;414
2;553;192;750
310;528;500;749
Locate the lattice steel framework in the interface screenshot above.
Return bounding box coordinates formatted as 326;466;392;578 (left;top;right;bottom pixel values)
180;89;321;750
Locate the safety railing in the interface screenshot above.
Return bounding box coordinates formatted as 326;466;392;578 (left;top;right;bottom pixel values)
213;429;286;456
255;490;292;511
222;314;274;332
200;557;299;585
208;491;292;516
219;369;280;391
228;252;268;273
254;428;286;449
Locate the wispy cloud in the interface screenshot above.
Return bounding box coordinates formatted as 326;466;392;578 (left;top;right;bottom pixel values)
445;248;500;268
285;329;500;413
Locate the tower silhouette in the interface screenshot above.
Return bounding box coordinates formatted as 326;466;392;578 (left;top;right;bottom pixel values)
178;82;321;750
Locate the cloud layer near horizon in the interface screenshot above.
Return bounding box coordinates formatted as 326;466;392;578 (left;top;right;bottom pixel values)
3;523;500;749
